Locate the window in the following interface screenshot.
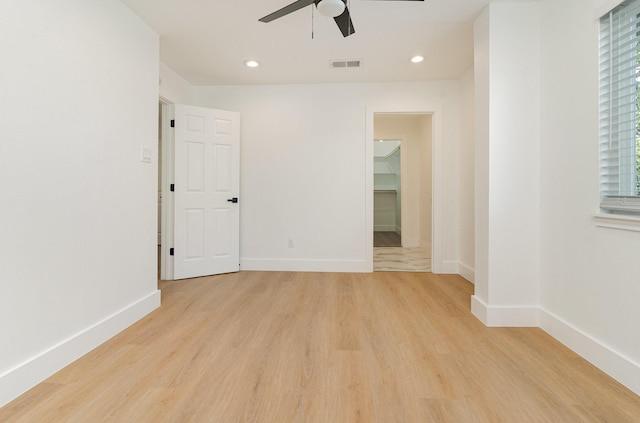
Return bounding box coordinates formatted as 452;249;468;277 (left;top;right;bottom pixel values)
599;0;640;214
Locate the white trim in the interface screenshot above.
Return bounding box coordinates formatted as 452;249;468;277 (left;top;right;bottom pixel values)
365;107;374;272
441;260;460;274
593;213;640;232
470;298;640;395
431;109;444;273
540;308;640;396
240;258;369;273
0;290;161;408
365;106;444;274
400;137;409;250
160;102;175;280
470;296;540;327
471;296;488;324
458;262;475;284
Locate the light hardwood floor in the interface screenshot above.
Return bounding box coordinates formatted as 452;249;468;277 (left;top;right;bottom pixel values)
2;272;639;422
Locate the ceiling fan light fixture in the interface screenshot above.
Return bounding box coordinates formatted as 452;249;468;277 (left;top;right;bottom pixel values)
317;0;346;18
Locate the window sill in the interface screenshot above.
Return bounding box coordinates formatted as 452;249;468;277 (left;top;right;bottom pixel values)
593;213;640;232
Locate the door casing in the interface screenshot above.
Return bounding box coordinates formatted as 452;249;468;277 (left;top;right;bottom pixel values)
366;106;444;273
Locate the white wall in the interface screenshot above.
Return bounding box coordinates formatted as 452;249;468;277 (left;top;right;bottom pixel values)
0;0;160;406
474;8;491;302
538;0;640;395
193;82;462;272
472;2;541;326
160;62;194;104
459;68;475;283
473;0;640;396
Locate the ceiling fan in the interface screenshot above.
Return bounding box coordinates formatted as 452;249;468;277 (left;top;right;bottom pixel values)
259;0;425;38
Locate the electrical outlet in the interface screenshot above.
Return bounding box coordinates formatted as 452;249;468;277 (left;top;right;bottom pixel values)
287;239;294;248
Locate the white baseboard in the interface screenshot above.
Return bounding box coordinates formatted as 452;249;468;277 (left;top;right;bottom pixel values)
241;258;369;273
0;290;161;408
540;308;640;396
470;298;640;396
458;262;475;284
439;260;459;274
471;295;539;327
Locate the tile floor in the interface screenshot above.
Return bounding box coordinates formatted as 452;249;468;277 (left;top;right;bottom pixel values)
373;246;431;272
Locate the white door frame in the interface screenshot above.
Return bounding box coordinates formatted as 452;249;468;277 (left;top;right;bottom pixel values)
365;106;444;273
159;97;175;280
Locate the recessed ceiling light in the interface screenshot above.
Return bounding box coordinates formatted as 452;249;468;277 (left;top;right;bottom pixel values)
244;60;260;68
410;55;424;64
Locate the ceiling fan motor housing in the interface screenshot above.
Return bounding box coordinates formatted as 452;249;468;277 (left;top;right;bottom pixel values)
315;0;346;18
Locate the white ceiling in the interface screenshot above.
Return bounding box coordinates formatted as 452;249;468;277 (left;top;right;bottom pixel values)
120;0;489;85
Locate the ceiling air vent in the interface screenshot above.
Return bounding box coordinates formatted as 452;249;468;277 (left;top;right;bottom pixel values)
331;60;362;69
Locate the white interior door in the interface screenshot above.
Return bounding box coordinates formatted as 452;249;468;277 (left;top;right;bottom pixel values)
171;104;240;279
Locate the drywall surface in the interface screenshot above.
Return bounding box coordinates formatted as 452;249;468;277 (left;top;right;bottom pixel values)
473;2;541;323
538;0;640;395
0;0;160;406
193;81;462;272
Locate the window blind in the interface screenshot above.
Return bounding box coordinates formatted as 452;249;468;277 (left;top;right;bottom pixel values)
599;0;640;214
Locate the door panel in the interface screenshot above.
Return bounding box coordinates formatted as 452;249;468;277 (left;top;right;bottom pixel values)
214;145;231;190
213;208;232;256
186;142;205;192
172;104;240;279
185;209;205;260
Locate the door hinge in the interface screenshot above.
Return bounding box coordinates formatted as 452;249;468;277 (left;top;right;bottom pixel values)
170;184;174;192
170;119;175;128
169;248;174;256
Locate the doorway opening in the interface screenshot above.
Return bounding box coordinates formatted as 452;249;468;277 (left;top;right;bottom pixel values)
372;113;432;272
374;139;402;247
157;103;241;281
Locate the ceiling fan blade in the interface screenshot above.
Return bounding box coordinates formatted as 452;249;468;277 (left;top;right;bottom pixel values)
259;0;316;23
334;6;355;37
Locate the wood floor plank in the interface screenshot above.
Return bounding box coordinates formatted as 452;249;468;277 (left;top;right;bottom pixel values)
1;271;639;422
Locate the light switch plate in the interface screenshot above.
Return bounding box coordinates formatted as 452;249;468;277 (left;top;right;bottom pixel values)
140;146;152;163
